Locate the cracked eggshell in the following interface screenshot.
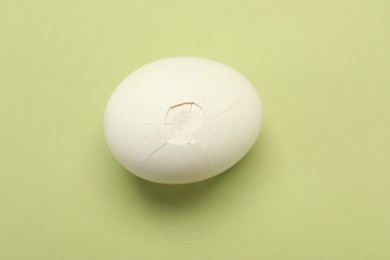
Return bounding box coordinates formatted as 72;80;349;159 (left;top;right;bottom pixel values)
104;57;263;184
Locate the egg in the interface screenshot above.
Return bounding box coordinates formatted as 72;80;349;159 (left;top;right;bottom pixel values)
104;57;263;184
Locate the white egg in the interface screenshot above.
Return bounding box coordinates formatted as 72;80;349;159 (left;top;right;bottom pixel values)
104;57;263;184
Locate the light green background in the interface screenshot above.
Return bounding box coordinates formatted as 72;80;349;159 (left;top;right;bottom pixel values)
1;0;389;259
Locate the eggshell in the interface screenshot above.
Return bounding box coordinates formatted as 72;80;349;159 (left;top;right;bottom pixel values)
104;57;262;184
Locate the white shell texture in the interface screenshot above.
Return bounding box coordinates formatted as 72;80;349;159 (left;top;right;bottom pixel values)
104;57;263;184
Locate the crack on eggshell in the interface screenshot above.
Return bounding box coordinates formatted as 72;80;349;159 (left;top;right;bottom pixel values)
138;98;240;126
163;101;206;125
143;98;240;165
144;142;168;162
191;133;211;171
204;97;240;120
144;102;205;163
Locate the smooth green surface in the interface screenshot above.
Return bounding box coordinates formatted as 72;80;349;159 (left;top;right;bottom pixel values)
1;0;390;259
